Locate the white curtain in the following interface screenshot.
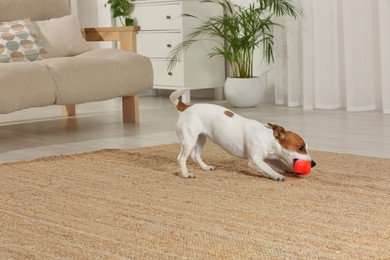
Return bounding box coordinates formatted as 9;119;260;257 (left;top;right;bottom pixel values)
274;0;390;114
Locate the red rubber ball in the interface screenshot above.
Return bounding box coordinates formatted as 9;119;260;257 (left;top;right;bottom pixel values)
294;160;311;175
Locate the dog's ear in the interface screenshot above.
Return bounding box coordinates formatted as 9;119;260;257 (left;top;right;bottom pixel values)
267;123;287;141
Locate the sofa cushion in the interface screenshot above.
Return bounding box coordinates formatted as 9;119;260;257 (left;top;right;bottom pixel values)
0;62;57;113
39;48;153;105
0;19;50;63
34;15;92;57
0;0;70;21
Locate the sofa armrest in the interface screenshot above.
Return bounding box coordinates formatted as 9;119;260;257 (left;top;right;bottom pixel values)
82;26;140;52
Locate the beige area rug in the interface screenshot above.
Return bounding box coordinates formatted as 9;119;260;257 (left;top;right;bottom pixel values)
0;143;389;259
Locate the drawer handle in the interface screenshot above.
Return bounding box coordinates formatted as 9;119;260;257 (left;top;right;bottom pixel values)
168;72;173;76
167;44;172;48
166;15;171;20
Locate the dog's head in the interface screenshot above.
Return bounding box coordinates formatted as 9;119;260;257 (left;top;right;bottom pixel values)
268;123;316;170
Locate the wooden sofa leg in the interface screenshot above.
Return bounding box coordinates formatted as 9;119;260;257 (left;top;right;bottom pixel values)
122;94;139;123
62;105;76;117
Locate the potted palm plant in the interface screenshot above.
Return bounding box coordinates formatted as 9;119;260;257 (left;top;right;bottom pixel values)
167;0;301;107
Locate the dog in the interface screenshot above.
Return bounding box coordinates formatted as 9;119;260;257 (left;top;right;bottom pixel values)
170;89;316;181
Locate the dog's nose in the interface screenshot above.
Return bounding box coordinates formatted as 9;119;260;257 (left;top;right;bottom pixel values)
311;160;317;168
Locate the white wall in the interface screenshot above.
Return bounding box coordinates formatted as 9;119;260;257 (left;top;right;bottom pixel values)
70;0;78;14
71;0;113;48
75;0;112;27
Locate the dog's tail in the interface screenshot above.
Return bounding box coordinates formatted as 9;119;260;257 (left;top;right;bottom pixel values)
169;88;191;112
169;88;189;105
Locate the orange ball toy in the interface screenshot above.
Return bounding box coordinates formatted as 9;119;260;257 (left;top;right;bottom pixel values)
294;160;312;175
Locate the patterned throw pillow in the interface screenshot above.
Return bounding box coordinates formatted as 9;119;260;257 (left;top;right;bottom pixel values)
0;19;49;63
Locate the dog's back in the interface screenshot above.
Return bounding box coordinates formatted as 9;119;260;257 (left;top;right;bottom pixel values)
170;89;261;158
170;89;247;128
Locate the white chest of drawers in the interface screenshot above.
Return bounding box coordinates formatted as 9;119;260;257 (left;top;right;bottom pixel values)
133;0;225;101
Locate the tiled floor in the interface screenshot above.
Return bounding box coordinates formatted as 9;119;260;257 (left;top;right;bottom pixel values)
0;96;389;163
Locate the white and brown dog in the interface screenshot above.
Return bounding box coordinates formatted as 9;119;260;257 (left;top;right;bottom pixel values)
170;89;316;181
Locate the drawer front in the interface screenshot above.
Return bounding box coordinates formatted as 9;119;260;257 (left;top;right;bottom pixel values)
137;32;182;58
134;3;182;31
152;60;184;86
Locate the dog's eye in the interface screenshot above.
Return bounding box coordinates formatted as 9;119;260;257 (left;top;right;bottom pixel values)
298;145;305;152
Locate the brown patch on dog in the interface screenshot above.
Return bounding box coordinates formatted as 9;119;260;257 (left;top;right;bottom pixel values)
176;100;191;112
268;123;307;154
224;111;234;118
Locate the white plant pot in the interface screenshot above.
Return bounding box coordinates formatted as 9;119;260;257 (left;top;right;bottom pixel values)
224;77;265;108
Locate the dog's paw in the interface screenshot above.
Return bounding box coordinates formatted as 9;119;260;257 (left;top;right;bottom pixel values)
271;174;284;181
204;165;216;171
199;163;215;171
182;173;196;179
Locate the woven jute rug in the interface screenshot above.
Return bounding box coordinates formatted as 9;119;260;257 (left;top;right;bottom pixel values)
0;143;389;259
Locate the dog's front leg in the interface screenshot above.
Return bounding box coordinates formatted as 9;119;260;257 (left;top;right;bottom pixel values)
264;159;294;174
249;158;285;181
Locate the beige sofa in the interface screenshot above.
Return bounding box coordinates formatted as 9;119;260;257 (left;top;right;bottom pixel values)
0;0;153;123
